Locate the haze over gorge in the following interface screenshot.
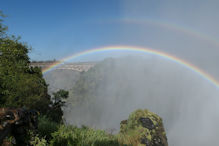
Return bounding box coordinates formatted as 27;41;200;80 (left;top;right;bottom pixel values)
44;56;219;146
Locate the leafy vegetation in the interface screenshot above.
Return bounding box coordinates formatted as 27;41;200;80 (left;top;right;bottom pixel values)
50;125;120;146
118;109;168;146
33;109;167;146
38;116;59;140
0;10;7;37
0;11;68;122
30;136;48;146
0;11;51;114
47;89;69;123
36;116;120;146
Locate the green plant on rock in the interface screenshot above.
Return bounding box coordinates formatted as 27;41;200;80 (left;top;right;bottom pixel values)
118;109;168;146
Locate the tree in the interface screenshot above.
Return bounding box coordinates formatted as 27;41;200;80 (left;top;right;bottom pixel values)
0;11;51;114
0;10;7;38
52;89;69;105
47;89;69;123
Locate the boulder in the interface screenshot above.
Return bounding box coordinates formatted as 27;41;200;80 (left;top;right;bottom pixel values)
119;109;168;146
0;108;39;145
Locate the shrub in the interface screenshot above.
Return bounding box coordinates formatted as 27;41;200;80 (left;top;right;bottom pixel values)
38;116;59;140
30;135;48;146
50;125;120;146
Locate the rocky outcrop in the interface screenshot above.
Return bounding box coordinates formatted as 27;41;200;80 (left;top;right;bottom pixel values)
119;109;168;146
0;108;39;145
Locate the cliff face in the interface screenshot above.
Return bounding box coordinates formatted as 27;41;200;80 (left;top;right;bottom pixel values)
119;109;168;146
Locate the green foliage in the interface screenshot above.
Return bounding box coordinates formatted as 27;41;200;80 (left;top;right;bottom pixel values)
38;116;59;140
0;11;51;114
120;109;161;133
34;109;166;146
0;12;65;139
52;89;69;105
30;136;48;146
50;125;120;146
0;10;7;37
46;89;69;123
118;109;167;146
29;130;48;146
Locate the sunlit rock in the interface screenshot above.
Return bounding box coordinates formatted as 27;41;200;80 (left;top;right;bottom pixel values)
119;109;168;146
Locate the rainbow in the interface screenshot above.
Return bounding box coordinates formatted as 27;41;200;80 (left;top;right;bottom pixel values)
42;46;219;89
118;18;219;47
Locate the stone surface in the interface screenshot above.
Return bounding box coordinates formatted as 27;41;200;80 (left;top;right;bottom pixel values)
119;109;168;146
0;108;38;145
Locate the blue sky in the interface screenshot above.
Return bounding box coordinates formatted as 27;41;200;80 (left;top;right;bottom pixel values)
1;0;219;70
1;0;125;60
1;1;119;59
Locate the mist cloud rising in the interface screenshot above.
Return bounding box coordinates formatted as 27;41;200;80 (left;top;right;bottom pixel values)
57;56;219;146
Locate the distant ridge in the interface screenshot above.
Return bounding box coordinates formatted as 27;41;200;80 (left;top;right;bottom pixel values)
30;61;96;72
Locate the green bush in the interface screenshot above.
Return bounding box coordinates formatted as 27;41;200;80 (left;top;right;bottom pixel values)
30;135;48;146
50;125;120;146
38;116;59;140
